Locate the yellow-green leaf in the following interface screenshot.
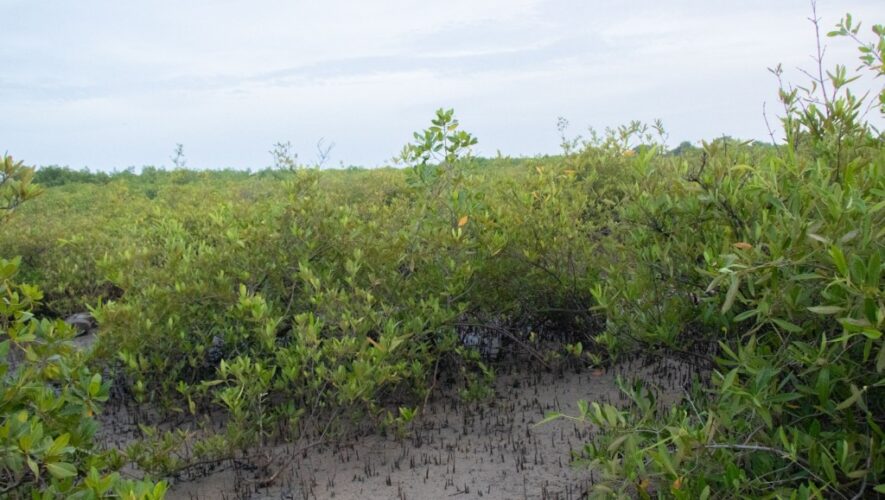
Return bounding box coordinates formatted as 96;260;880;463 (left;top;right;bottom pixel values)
722;274;740;314
807;306;844;315
46;461;77;479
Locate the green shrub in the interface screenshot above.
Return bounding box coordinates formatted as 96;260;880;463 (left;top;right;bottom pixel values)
547;13;885;499
0;156;165;498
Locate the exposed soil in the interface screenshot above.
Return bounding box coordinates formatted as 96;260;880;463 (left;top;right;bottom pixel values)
154;356;696;500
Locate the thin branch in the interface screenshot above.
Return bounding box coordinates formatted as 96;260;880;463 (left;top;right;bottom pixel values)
808;0;830;108
704;443;848;500
762;102;781;154
0;476;26;495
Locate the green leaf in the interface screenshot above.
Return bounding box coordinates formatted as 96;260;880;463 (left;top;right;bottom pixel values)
46;461;78;479
829;246;849;278
845;469;868;479
821;453;837;483
807;233;830;244
862;329;882;340
835;384;863;411
722;274;740;314
700;485;711;500
721;368;739;391
807;306;844;315
816;368;831;404
607;434;629;453
577;400;589;418
47;433;71;457
733;309;758;322
27;458;39;479
88;373;102;397
790;273;823;281
877;342;885;373
772;318;802;333
603;405;620;427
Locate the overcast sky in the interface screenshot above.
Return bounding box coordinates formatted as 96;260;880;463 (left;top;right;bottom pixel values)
2;0;882;170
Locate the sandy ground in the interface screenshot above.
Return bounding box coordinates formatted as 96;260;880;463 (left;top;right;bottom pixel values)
6;315;703;498
162;356;696;500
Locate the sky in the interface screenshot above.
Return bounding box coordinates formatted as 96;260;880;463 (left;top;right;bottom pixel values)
2;0;883;170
